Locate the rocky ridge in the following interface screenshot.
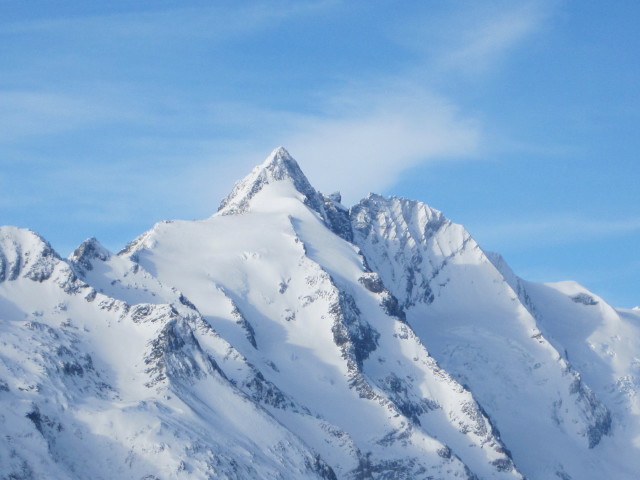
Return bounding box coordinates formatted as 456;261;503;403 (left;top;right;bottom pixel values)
0;147;638;480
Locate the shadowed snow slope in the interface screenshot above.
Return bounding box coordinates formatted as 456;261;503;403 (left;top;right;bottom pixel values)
0;148;638;480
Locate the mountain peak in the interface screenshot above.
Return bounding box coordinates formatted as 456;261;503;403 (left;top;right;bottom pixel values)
0;226;60;283
258;146;308;182
217;147;321;216
69;237;111;275
266;145;294;164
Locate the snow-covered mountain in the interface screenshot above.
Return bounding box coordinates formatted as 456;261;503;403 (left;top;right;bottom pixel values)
1;147;638;480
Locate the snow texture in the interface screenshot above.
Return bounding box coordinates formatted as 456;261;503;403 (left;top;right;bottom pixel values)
0;147;637;480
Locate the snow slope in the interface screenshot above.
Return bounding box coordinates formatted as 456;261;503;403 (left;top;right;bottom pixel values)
349;195;629;479
0;227;337;480
0;147;637;480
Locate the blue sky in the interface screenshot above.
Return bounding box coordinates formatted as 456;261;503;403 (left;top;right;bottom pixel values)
1;0;638;307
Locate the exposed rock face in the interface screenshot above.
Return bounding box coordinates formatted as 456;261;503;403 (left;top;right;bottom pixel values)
69;237;111;275
350;194;451;308
1;149;638;480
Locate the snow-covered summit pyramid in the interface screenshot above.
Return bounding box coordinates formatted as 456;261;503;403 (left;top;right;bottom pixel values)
218;147;353;241
1;148;639;480
218;146;322;215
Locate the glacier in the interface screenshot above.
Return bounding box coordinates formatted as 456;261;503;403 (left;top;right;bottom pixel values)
0;147;638;480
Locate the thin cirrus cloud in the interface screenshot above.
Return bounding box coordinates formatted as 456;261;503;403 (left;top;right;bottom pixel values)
392;0;554;76
283;92;481;204
438;2;551;74
229;4;551;203
0;0;558;249
170;86;482;209
185;1;554;205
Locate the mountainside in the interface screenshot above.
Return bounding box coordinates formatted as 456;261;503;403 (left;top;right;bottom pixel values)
1;147;638;480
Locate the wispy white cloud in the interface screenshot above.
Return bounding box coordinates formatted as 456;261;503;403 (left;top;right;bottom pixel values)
149;86;482;208
393;0;554;76
283;91;481;203
188;0;556;203
0;82;478;213
440;1;551;74
0;0;558;245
